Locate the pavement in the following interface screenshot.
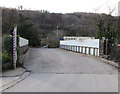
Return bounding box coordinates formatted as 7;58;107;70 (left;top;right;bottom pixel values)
0;47;31;93
0;67;30;93
4;74;118;92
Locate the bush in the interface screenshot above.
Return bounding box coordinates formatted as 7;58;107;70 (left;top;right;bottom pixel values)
2;34;21;70
115;49;120;62
3;35;13;54
2;51;12;63
2;34;13;70
110;48;120;62
48;41;59;48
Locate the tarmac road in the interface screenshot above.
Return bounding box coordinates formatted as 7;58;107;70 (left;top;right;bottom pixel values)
4;48;118;92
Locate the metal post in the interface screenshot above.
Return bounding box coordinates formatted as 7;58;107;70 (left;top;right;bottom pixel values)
105;39;108;55
56;25;58;40
12;26;17;69
96;48;98;56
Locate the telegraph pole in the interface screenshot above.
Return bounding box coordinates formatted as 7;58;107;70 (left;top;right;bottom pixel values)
57;25;58;40
118;1;120;16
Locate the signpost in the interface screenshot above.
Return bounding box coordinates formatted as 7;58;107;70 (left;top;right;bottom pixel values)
12;26;17;69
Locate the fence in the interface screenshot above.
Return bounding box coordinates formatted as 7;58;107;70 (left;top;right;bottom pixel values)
60;39;99;56
60;45;99;56
18;37;29;65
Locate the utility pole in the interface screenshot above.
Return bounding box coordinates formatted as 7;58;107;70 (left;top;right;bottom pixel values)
56;25;58;40
105;38;108;55
118;1;120;16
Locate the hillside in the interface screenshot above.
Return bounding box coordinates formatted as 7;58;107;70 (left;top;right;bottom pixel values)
1;7;119;47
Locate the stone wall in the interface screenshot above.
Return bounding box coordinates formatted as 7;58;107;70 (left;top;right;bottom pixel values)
18;45;29;65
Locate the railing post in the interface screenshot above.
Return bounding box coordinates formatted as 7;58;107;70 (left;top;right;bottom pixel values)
74;46;76;52
86;47;88;54
80;46;81;53
85;47;86;54
76;46;77;52
96;48;98;56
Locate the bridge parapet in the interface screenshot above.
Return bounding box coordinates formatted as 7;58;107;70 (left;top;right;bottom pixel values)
60;38;100;56
60;45;99;56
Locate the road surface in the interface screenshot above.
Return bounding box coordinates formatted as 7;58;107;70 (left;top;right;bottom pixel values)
4;48;118;92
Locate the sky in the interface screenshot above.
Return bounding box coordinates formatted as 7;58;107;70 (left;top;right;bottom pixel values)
0;0;119;15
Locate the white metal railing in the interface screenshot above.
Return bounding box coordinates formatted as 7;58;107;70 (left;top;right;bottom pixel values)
60;45;99;56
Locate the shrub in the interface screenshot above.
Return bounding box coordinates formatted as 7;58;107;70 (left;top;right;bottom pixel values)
110;48;120;62
115;49;120;62
2;51;12;63
3;35;13;54
48;41;59;48
2;34;21;70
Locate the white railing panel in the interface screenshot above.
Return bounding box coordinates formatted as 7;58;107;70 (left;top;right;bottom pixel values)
19;37;29;47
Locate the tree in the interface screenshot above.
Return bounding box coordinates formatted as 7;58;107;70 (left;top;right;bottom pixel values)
18;13;41;46
2;8;18;35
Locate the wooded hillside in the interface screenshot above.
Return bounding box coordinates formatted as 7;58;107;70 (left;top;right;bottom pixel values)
1;7;120;47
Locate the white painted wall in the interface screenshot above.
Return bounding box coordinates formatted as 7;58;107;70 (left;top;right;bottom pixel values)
60;39;100;56
60;39;99;48
19;37;29;47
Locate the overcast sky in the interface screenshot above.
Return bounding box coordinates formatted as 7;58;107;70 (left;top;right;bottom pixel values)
0;0;119;15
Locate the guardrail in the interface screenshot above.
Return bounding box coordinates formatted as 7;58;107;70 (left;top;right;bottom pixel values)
60;45;99;56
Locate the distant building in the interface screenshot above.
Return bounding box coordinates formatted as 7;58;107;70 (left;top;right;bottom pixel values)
118;1;120;16
63;36;95;40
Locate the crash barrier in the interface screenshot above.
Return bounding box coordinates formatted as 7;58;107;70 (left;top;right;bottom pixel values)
60;39;99;56
60;45;99;56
